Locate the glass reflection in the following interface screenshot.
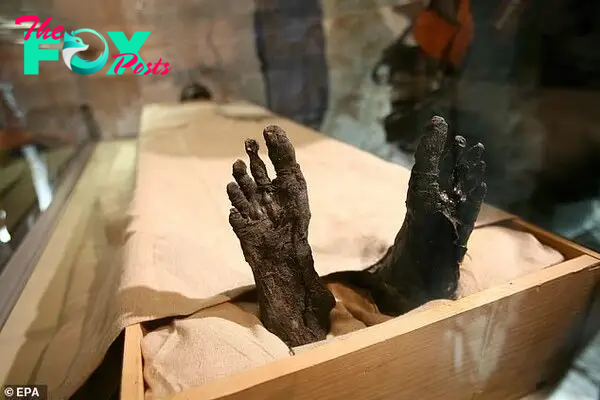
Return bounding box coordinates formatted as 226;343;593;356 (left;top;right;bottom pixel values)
0;75;83;272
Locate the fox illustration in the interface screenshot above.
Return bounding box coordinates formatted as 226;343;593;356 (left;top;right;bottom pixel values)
61;30;109;75
61;32;89;70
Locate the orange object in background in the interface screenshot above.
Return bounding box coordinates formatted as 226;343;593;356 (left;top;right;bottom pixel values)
413;0;474;68
0;129;35;151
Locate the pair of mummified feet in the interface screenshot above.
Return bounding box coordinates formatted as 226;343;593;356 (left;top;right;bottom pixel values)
227;117;487;347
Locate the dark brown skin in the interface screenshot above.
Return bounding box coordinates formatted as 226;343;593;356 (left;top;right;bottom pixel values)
365;116;487;312
227;126;335;346
227;117;486;347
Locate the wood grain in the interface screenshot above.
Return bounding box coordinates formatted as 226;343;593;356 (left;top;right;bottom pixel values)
120;226;600;400
122;324;145;400
170;255;600;400
510;218;600;260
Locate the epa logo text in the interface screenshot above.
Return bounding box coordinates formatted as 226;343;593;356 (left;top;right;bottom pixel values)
3;385;47;399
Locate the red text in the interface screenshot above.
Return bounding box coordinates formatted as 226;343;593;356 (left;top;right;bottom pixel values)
15;15;64;41
112;53;172;75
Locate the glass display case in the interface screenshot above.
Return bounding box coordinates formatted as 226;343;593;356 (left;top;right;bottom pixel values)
0;11;96;326
0;1;599;398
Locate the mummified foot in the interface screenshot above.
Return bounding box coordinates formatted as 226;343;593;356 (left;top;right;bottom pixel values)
368;116;487;314
227;125;336;347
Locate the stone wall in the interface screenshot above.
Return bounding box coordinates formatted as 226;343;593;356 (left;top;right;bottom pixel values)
0;0;415;150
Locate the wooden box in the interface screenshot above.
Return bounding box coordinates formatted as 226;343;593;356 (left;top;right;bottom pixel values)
121;217;600;400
